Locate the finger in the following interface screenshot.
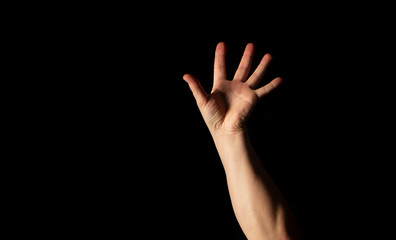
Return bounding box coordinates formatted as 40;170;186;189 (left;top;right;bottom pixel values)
214;42;227;82
246;53;272;88
183;74;209;107
255;77;283;99
233;43;255;82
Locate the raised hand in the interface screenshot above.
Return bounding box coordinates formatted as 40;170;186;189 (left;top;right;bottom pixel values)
184;42;282;135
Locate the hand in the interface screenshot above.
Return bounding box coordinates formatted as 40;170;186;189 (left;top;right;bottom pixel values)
184;42;282;135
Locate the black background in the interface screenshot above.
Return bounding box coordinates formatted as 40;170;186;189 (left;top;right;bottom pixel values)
13;3;393;239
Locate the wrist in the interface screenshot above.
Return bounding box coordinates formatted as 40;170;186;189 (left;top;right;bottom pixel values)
210;128;250;152
210;128;253;169
210;128;248;140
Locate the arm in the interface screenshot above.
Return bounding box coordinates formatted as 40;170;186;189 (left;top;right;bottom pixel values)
184;42;302;240
212;131;301;240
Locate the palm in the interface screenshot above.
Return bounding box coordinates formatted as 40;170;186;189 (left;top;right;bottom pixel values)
203;80;258;132
184;42;282;133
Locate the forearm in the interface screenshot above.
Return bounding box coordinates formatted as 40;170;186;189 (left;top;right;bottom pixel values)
212;131;300;240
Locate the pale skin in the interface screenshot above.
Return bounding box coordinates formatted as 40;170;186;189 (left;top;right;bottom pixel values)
184;42;302;240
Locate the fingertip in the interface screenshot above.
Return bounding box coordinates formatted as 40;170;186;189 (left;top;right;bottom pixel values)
268;77;283;90
246;42;256;51
183;74;195;83
216;42;226;52
274;76;282;82
183;74;190;81
243;43;256;56
258;53;272;67
272;77;283;86
264;53;273;60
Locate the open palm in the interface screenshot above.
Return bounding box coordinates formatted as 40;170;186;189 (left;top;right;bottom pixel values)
184;42;282;134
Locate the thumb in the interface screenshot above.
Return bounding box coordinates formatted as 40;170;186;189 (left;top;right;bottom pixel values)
183;74;209;107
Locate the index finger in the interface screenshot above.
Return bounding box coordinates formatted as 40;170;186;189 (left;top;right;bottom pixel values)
214;42;227;81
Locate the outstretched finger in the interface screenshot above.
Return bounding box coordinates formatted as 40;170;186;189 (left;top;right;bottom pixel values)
214;42;227;82
233;43;255;82
255;77;283;99
246;53;272;88
183;74;209;107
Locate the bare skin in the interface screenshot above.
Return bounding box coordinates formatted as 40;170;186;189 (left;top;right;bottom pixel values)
183;42;281;135
184;42;302;240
